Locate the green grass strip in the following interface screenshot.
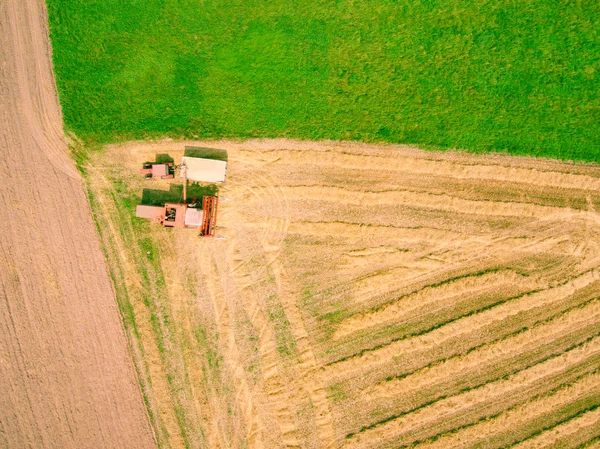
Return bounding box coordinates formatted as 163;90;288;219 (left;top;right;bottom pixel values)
47;0;600;162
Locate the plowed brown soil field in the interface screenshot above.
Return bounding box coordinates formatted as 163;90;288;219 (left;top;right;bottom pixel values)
87;139;600;449
0;0;155;447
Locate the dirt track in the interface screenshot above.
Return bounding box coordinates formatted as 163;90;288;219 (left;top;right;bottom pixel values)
0;1;155;447
89;139;600;448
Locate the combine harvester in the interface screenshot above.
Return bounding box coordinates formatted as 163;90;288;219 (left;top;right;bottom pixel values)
135;152;226;237
135;200;217;236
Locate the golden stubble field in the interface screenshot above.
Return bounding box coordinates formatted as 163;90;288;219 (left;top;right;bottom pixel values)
86;138;600;449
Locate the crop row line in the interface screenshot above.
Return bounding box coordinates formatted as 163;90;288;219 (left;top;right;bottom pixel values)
504;404;600;449
375;296;600;387
327;287;541;366
326;268;598;366
582;435;600;449
372;369;600;449
279;182;575;211
309;251;508;315
404;373;600;449
328;280;530;355
345;333;600;440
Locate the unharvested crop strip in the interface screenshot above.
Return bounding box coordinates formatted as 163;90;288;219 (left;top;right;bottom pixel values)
406;375;600;449
332;270;528;340
343;358;600;449
324;270;600;371
505;405;600;449
325;296;600;410
326;284;534;363
343;331;600;440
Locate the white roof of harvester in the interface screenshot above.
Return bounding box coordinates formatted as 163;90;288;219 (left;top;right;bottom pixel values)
181;156;227;183
184;207;204;227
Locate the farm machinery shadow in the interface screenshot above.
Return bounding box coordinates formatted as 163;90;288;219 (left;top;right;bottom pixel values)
184;146;228;162
141;183;218;207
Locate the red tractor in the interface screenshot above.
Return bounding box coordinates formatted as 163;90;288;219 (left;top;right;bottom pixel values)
140;162;174;179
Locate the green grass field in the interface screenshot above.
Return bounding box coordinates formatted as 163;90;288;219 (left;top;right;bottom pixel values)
47;0;599;161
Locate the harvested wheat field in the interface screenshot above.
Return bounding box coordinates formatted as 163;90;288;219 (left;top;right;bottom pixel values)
86;138;600;449
0;0;155;447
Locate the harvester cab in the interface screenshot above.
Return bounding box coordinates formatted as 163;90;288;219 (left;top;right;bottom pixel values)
140;162;174;179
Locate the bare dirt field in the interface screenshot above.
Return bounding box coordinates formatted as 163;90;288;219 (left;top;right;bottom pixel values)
0;0;156;447
88;138;600;449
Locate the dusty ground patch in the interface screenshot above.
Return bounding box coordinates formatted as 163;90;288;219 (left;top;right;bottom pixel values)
0;0;155;447
86;138;600;448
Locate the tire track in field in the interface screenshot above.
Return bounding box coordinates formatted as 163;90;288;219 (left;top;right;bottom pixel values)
242;159;339;449
259;147;600;191
203;231;293;449
197;248;268;449
279;186;575;219
216;158;339;448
